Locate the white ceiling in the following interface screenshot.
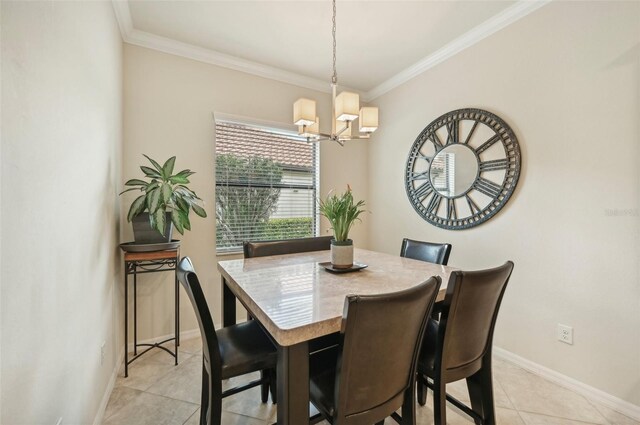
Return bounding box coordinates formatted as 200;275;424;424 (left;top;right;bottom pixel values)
115;1;548;100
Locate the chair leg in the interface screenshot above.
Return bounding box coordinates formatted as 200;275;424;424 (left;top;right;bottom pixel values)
466;358;496;425
432;378;446;425
401;384;416;425
417;374;427;406
201;363;221;425
268;368;278;404
260;370;269;403
200;365;209;425
210;393;222;425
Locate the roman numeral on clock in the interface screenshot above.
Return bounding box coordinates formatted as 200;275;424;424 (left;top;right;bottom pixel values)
428;133;444;151
479;158;510;172
417;154;432;163
408;170;430;182
446;121;459;145
465;195;481;215
412;181;434;201
426;193;442;214
472;177;502;198
463;121;479;145
475;134;501;154
447;199;457;220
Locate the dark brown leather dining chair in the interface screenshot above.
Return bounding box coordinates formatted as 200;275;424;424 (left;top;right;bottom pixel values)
308;276;442;425
243;235;334;402
417;261;514;425
400;238;452;266
243;235;333;258
177;257;278;425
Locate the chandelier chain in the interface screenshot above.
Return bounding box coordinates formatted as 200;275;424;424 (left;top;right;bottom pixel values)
332;0;337;84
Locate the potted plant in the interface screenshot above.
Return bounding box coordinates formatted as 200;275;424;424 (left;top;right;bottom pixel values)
120;155;207;243
318;186;366;269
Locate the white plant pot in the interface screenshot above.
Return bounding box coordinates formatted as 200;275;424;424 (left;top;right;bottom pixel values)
331;240;354;269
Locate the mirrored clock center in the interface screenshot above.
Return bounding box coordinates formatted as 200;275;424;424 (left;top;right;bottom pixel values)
429;144;478;198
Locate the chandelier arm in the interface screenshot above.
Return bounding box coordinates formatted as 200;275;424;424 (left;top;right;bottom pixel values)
341;134;371;140
334;122;350;137
305;136;331;143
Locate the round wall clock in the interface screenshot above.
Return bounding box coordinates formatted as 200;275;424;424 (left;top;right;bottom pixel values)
405;108;521;230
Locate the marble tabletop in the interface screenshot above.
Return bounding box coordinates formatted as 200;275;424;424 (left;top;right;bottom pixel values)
217;248;457;346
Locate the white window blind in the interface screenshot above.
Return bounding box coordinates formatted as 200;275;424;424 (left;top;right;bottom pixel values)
431;152;456;197
215;121;319;253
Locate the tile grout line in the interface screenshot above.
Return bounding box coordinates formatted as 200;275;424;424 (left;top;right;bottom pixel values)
117;350;195;393
139;365;274;423
495;357;614;425
492;359;604;425
181;409;199;425
583;395;614;425
493;361;524;422
516;410;608;425
103;386;145;423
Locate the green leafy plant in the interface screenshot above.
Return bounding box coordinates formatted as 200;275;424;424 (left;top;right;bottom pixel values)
215;154;284;249
120;155;207;235
318;186;365;242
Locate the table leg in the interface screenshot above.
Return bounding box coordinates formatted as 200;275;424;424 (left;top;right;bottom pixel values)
222;277;236;327
124;266;129;378
277;342;309;425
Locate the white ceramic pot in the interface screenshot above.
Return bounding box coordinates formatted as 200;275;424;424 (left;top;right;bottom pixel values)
331;239;354;269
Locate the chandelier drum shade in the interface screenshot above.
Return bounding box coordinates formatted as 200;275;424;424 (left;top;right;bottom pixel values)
293;0;379;145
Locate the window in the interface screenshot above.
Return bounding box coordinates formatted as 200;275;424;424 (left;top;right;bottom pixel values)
431;152;456;197
215;118;319;253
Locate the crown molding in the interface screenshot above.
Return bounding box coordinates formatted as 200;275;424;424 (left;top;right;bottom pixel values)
111;0;339;96
111;0;550;102
126;28;340;95
111;0;133;37
364;0;551;101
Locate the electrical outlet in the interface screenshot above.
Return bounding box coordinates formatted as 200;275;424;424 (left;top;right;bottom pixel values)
100;341;106;366
557;324;573;345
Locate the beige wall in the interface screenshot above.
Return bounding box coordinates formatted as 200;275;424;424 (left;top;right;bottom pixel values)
1;1;123;423
123;44;369;341
368;1;640;405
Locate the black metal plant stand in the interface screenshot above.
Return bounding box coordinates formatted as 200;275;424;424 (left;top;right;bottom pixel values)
121;247;181;377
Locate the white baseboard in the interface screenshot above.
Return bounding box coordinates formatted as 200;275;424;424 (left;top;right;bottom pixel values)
92;353;123;425
126;328;201;352
494;346;640;421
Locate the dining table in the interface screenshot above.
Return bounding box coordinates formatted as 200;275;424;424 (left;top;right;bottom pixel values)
217;248;458;425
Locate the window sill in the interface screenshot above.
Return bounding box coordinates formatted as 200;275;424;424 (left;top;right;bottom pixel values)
216;250;243;257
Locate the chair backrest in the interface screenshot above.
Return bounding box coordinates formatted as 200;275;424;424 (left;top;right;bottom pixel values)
243;236;333;258
334;277;442;424
177;257;222;381
438;262;514;379
400;238;452;266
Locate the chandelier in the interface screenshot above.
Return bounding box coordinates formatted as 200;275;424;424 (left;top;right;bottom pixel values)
293;0;379;146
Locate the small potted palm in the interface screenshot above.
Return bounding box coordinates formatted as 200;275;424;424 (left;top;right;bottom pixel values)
318;186;366;269
120;155;207;243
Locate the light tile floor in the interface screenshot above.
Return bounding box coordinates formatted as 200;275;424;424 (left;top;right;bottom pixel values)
104;336;638;425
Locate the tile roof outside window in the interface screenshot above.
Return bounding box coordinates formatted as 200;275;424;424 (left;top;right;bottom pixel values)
216;123;313;170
